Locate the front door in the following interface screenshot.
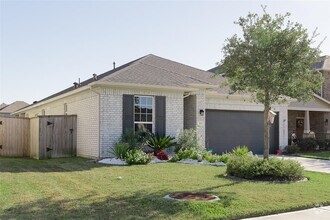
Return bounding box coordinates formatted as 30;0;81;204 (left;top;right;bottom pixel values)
296;118;304;139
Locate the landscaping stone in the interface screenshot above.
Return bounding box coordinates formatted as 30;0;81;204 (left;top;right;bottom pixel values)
98;158;226;166
150;158;168;163
98;158;128;166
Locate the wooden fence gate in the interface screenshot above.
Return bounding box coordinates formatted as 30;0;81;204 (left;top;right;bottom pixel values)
38;116;77;159
0;117;30;157
0;115;77;159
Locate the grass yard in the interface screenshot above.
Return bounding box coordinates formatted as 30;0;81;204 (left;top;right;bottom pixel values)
1;158;330;220
295;151;330;160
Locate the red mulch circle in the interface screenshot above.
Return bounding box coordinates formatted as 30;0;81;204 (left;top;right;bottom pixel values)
169;192;217;201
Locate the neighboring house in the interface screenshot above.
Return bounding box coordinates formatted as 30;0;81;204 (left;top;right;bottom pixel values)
209;55;330;145
0;101;29;116
13;54;330;159
0;103;8;111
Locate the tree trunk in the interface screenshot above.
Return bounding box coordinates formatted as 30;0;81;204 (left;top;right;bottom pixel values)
263;92;271;160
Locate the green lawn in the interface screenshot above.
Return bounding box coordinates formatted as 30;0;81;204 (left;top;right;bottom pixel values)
295;151;330;160
1;158;330;220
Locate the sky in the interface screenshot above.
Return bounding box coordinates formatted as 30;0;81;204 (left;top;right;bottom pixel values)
0;0;329;104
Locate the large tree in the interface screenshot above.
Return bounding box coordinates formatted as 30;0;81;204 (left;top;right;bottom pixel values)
218;7;323;159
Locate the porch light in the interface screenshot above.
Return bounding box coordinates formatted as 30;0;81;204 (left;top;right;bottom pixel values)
199;109;205;116
325;119;328;126
268;110;277;124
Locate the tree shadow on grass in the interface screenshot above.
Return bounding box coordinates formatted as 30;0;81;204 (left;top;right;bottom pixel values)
0;157;103;173
0;190;237;219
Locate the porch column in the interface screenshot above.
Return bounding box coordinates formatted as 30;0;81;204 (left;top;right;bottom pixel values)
303;110;310;137
325;112;330;139
196;90;206;148
278;107;288;150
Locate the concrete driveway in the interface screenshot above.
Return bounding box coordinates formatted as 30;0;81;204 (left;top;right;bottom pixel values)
274;155;330;173
244;206;330;220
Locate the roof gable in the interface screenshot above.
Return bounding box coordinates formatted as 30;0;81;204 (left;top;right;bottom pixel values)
0;101;29;113
19;54;225;111
313;56;330;71
288;95;330;110
98;54;222;87
0;103;8;110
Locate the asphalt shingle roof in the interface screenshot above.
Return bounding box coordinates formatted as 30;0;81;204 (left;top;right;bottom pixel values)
0;103;8;110
99;54;223;87
312;56;330;70
0;101;29;113
20;54;228;111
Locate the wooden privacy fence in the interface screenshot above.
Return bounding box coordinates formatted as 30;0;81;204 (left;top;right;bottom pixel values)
0;117;30;157
0;115;77;159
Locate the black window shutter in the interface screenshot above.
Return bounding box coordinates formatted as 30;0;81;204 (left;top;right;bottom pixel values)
155;96;166;136
122;95;134;132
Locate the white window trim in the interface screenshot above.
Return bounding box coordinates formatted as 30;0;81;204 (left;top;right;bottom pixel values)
133;95;155;133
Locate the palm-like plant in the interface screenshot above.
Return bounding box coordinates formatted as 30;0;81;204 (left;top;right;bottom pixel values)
145;133;176;155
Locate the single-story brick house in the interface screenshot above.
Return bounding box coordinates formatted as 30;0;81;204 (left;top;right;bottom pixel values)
14;54;330;158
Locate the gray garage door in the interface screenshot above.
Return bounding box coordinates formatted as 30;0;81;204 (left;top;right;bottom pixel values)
205;110;279;154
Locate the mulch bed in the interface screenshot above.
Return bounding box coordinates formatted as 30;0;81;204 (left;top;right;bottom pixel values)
169;192;217;201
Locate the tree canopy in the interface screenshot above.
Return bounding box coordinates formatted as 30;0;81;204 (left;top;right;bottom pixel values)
218;6;323;159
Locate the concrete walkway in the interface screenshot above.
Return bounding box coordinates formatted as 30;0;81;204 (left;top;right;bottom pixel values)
244;206;330;220
274;155;330;173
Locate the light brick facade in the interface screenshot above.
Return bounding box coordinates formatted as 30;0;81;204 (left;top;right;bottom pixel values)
183;91;206;147
20;86;184;159
183;95;196;129
98;87;184;158
21;90;100;158
196;90;206;147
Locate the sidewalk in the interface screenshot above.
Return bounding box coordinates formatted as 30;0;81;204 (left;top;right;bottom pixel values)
244;206;330;220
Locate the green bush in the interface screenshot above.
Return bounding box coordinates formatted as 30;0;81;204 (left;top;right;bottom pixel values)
125;150;152;165
111;142;129;159
121;129;145;150
226;155;304;181
202;152;229;163
145;133;176;155
232;146;249;156
175;129;203;152
325;139;330;150
170;148;199;162
298;138;318;151
284;145;300;154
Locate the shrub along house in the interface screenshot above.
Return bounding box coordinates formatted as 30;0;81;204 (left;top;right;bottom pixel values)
14;54;330;158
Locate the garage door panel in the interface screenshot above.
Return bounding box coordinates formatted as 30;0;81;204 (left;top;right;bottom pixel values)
205;110;279;154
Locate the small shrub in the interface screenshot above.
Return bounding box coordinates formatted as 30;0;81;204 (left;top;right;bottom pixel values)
156;151;169;160
202;151;228;163
232;146;249;156
284;145;300;154
145;133;176;155
171;148;199;161
219;153;231;163
111;142;129;159
176;129;203;152
226;155;304;181
298;138;318;151
316;139;326;150
325;139;330;150
125;150;152;165
121;129;145;150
